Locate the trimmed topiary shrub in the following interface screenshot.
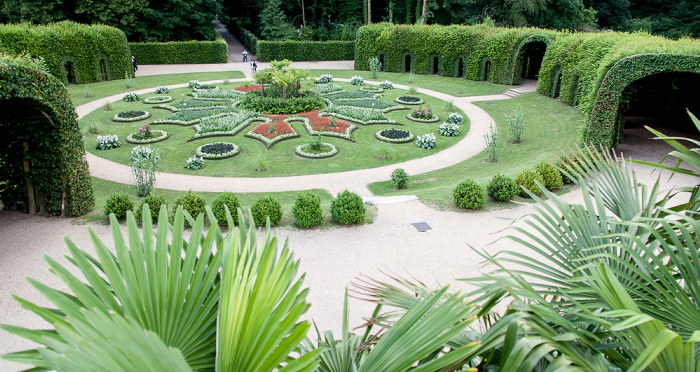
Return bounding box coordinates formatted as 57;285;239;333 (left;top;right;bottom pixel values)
104;192;134;219
292;191;323;228
536;160;564;190
136;194;167;222
331;190;365;225
453;179;485;209
211;192;240;227
174;191;207;226
251;195;283;226
515;169;545;197
487;174;519;202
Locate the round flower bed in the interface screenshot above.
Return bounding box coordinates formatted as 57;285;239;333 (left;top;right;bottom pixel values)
113;110;151;122
294;142;338;158
375;128;415;143
395;96;423;105
405;108;440;123
126;129;169;144
143;95;174;104
195;142;240;159
359;86;384;93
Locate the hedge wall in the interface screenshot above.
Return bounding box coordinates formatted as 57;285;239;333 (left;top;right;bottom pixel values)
129;38;228;64
356;23;700;146
256;40;354;62
0;21;130;84
0;53;94;216
231;23;258;55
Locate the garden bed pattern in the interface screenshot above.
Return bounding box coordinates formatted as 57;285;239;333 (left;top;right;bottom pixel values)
291;110;356;141
246;114;300;148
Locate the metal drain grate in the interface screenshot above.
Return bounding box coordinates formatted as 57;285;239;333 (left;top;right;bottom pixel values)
411;222;432;232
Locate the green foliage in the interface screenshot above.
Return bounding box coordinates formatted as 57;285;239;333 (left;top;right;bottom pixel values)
130;145;160;197
0;53;94;216
487;173;519;202
453;179;485;209
211;192;240;226
292;191;323;228
239;90;324;114
256;41;355;62
484;123;503;162
514;168;544;197
136;194;167;222
232;23;259;54
258;0;296;41
129;39;228;64
535;160;563;190
505;106;526;143
369;57;381;79
251;195;283;226
173;191;206;226
104;192;134;219
0;21;131;84
391;168;409;189
331;190;366;224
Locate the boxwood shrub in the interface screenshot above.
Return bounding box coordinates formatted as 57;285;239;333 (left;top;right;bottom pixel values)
331;190;365;225
453;179;485;209
104;192;134;219
535;160;564;190
251;195;283;227
487;174;519;202
238;91;324;114
514;169;545;197
292;191;323;228
174;191;207;226
136;195;167;222
129;39;228;64
211;192;240;227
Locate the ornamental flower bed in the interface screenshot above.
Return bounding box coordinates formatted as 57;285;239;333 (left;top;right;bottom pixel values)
193;89;243;101
359;85;384;93
375;128;415;143
294;142;338;158
332;98;403;112
321;105;396;125
395;96;423;105
152;107;239;126
156;99;231;112
126;130;168;144
192;110;263;139
438;122;460;136
143;95;173;104
329;91;375;99
415;133;437;149
291;110;356;141
195;142;240;159
314;83;344;95
406;107;440;123
95;134;120;150
234;84;262;92
246;114;300;148
113;110;151;122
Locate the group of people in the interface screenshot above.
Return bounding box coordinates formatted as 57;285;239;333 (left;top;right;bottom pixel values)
242;50;257;73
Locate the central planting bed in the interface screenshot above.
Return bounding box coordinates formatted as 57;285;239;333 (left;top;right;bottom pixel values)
81;76;469;177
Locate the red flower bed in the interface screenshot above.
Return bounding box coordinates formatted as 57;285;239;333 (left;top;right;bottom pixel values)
234;85;262;92
251;115;297;139
297;110;351;134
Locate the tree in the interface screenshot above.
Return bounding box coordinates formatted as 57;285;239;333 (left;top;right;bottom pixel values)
74;0;148;36
258;0;295;40
583;0;630;28
134;0;222;41
0;0;75;23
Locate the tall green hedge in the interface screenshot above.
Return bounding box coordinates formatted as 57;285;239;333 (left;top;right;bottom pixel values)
356;23;700;147
231;23;258;55
0;21;130;84
0;53;94;216
129;39;228;64
256;40;354;62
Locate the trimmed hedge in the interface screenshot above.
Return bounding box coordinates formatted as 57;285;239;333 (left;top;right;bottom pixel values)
0;21;131;84
256;40;354;62
0;53;94;216
129;39;228;64
231;23;258;55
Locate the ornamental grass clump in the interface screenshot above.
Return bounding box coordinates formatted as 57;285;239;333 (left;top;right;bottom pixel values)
292;191;323;228
173;191;206;226
130;145;160;197
484;123;503;163
391;168;409;189
453;179;485;209
506;106;526;143
104;192;133;219
535;160;563;190
251;195;282;226
514;168;544;197
211;192;240;226
331;190;365;225
487;174;519;202
136;194;167;222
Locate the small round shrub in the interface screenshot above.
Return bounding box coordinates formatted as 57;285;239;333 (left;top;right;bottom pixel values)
331;190;366;225
453;179;485;209
487;174;519;202
514;169;545;197
136;195;167;222
104;192;134;219
211;192;240;227
536;160;564;190
391;168;409;189
251;195;282;227
293;192;323;228
174;191;207;226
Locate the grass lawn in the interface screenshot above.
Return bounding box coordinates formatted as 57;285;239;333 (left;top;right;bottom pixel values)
80;81;469;177
367;92;586;210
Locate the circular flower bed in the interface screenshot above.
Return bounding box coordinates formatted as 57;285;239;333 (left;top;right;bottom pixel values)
126;129;168;144
375;128;415;143
195;142;240;159
395;96;423;105
143;95;174;104
360;86;384;93
294;142;338;158
113;110;151;122
405;108;440;123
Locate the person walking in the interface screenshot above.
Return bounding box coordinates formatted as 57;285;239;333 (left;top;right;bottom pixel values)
250;59;254;74
242;50;248;62
252;59;257;73
131;56;138;72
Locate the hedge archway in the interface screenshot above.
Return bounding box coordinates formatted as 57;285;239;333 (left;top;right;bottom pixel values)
584;54;700;147
0;54;94;216
510;35;552;85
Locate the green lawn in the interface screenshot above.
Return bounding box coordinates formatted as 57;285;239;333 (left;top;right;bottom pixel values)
80;81;469;177
367;92;585;210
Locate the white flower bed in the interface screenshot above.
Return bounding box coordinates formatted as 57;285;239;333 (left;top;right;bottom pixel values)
153;111;236;126
350;75;364;85
320;105;396;125
195;142;240;159
112;111;151;122
126;130;169;144
294;142;338;158
193;113;265;139
438;122;460;136
314;83;344;95
193;89;243;101
289;116;356;140
143;95;174;104
375;128;415;143
415;133;437;149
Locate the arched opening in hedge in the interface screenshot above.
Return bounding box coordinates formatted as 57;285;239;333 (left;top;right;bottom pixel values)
403;53;412;73
552;71;563;99
520;41;546;79
99;59;108;81
378;53;385;71
0;54;94;216
430;55;439;74
482;60;492;81
65;61;76;85
455;57;465;77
